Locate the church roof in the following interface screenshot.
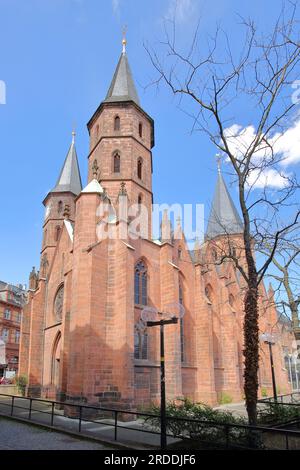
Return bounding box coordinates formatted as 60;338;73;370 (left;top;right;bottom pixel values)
51;133;82;196
206;171;243;239
81;179;104;194
104;51;140;106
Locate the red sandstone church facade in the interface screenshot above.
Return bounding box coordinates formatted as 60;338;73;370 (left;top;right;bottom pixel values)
19;42;295;408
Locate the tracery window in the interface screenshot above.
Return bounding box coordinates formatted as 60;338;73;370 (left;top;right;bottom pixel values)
134;260;147;305
54;285;64;322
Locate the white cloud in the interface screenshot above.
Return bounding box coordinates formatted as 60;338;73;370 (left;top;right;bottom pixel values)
272;120;300;166
246;168;290;189
223;120;300;167
222;120;300;188
166;0;196;24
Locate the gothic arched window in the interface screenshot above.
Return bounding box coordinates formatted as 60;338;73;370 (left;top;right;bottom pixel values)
205;284;213;303
55;225;61;242
54;285;64;322
134;329;148;360
179;280;185;362
114;153;120;173
229;293;235;308
139;122;143;138
137;158;143;180
58;201;63;214
134;260;147;305
114;116;120;131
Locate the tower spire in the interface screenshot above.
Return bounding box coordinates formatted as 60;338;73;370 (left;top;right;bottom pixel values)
104;33;140;106
206;167;243;240
50;131;82;196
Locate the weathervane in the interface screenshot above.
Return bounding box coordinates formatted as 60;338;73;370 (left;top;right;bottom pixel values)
216;153;222;174
122;25;127;54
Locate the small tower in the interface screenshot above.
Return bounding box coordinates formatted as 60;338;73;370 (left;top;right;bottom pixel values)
206;163;243;240
87;35;154;237
205;159;244;266
28;267;39;291
42;131;82;269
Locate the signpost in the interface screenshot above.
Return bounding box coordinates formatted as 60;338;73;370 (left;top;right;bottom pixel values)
141;303;185;449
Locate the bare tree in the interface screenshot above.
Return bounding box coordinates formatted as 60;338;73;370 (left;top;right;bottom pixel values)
146;3;300;424
260;228;300;335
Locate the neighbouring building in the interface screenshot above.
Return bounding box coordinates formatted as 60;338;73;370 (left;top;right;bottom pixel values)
0;281;27;377
19;38;296;408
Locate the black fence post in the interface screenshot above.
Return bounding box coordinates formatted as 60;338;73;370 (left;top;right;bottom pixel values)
79;406;82;433
286;433;289;450
114;411;118;441
29;398;32;420
225;424;230;449
51;402;55;426
11;396;14;416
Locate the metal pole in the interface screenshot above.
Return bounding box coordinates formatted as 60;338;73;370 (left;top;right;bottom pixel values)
114;411;118;441
79;406;82;433
160;322;167;449
294;359;299;391
288;356;293;389
268;342;277;402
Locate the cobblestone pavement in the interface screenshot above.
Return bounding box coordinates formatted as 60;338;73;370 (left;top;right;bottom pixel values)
0;417;116;450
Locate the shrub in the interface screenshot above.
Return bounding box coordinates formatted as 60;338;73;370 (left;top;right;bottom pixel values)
15;375;27;397
218;392;233;405
261;388;268;398
142;398;262;448
258;403;300;425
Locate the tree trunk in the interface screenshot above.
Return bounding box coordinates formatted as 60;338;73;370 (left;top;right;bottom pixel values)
243;282;259;425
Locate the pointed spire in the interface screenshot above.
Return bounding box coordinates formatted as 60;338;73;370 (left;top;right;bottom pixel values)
161;210;172;242
206;168;243;240
51;132;82;196
104;35;140;106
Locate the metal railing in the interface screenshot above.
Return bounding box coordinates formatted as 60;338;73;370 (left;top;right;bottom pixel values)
258;392;300;405
0;393;300;449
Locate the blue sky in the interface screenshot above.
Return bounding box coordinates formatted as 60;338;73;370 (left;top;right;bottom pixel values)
0;0;299;286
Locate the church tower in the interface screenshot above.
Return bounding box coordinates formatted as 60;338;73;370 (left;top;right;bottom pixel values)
86;37;154;236
205;164;244;264
41;132;82;276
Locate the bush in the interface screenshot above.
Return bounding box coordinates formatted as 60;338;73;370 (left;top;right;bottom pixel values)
15;375;27;397
142;398;261;448
218;392;233;405
261;387;268;398
258;403;300;425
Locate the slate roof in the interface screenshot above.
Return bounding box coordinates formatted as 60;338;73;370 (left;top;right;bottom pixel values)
206;172;243;239
104;52;140;106
51;136;82;196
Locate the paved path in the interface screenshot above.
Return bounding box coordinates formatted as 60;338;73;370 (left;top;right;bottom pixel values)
0;395;169;448
0;416;116;450
214;401;248;418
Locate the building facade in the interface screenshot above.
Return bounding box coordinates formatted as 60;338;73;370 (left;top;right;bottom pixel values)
0;281;26;377
19;42;296;408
